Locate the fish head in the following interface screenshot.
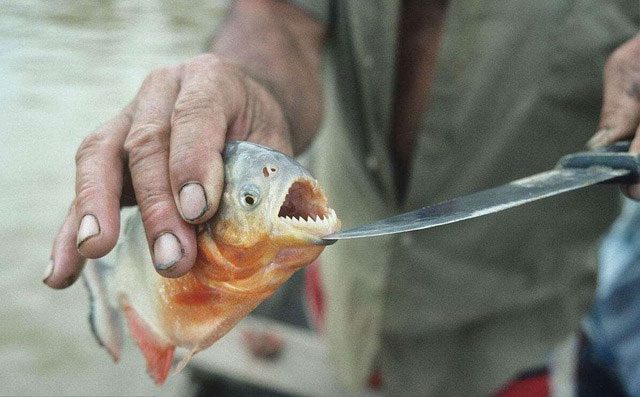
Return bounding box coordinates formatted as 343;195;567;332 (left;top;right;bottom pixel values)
201;141;339;270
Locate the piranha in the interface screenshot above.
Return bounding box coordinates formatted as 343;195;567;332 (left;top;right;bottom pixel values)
82;141;340;385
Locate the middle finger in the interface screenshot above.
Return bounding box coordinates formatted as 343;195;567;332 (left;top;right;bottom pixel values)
123;67;196;277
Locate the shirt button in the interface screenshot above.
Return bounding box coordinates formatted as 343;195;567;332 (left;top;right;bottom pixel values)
365;155;379;171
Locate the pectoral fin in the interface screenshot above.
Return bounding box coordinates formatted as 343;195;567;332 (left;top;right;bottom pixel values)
120;296;175;385
82;259;122;361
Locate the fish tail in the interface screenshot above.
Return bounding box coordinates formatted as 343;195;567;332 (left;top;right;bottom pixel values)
82;258;123;361
119;295;176;386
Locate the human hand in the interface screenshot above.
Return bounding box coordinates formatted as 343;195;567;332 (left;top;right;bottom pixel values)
588;35;640;198
44;54;291;288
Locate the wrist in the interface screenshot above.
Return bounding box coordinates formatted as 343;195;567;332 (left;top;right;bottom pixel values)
208;1;325;154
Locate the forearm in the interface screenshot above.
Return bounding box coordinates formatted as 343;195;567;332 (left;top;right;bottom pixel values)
211;0;327;154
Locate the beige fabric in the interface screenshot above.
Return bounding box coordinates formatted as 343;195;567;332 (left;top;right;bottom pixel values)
294;0;639;392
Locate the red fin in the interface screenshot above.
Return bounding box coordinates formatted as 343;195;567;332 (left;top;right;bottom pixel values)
121;299;175;385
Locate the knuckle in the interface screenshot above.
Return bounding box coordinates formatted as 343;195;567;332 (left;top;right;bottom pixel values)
187;53;224;72
74;182;102;205
75;132;104;165
169;151;201;181
142;66;178;87
169;141;197;167
135;103;169;123
169;141;220;175
124;124;168;165
138;190;175;226
172;94;226;127
75;181;120;209
184;55;244;90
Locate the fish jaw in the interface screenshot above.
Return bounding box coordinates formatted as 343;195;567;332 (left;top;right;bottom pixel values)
201;174;340;272
271;177;341;247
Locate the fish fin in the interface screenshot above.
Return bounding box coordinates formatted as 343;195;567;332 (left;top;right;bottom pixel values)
82;259;122;361
120;296;175;385
171;347;198;377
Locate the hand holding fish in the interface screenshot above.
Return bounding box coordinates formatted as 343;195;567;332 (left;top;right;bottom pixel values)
45;0;326;289
45;54;293;288
43;1;333;384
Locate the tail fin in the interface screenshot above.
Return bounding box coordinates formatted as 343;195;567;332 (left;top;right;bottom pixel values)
82;259;123;361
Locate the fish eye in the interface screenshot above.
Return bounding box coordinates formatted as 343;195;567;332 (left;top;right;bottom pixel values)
239;184;261;209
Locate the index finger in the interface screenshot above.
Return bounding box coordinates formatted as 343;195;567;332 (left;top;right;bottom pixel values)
45;110;132;289
169;56;240;223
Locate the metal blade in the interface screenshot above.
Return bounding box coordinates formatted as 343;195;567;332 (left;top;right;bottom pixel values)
322;167;629;243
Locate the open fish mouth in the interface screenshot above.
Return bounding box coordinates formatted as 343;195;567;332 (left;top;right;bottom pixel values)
277;179;338;235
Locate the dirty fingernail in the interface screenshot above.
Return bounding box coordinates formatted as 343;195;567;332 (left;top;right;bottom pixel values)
77;214;100;247
42;260;54;283
179;183;208;221
587;128;611;149
153;233;183;270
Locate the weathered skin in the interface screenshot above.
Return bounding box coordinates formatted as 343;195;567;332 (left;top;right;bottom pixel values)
83;141;339;385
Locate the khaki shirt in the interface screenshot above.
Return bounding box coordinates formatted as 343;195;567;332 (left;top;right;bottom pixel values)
293;0;638;392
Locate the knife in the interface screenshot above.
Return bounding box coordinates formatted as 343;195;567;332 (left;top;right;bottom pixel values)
321;141;640;244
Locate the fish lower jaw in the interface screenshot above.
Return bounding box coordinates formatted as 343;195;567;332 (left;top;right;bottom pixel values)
277;208;339;237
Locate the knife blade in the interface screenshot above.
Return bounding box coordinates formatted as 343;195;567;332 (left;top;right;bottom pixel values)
321;141;640;244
